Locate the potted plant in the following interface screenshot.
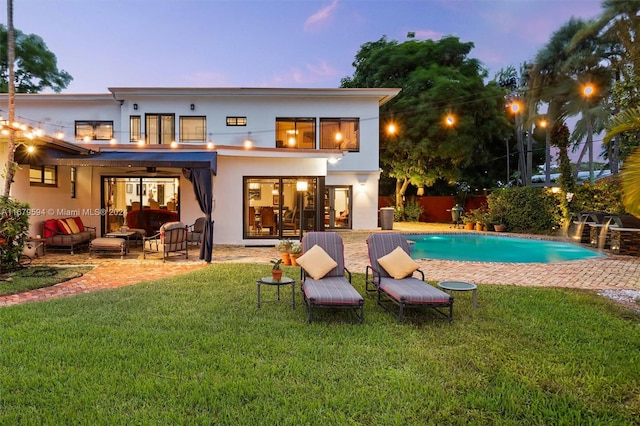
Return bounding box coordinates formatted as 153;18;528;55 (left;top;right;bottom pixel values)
270;258;283;281
275;238;293;265
289;241;302;266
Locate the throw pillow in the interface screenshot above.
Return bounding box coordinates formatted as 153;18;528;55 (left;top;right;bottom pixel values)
377;246;419;279
296;244;338;280
72;216;85;232
57;219;72;235
65;217;80;234
43;219;59;238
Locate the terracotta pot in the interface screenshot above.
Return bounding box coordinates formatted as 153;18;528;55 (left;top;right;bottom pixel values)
271;269;283;281
290;254;300;267
280;252;291;265
494;224;506;232
475;222;483;231
465;222;474;230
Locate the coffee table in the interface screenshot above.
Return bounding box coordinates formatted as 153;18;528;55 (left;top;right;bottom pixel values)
437;281;478;308
257;276;295;309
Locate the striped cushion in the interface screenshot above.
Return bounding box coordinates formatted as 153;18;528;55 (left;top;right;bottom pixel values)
303;277;364;306
379;277;451;304
366;233;412;278
301;232;345;278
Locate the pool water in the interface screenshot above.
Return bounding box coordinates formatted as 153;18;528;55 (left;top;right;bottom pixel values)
407;234;604;263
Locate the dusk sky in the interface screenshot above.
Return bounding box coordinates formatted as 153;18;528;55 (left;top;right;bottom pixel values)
8;0;603;93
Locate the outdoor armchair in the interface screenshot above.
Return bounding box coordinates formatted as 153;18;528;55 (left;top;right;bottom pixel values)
366;233;453;323
188;217;207;246
298;232;364;324
143;221;189;262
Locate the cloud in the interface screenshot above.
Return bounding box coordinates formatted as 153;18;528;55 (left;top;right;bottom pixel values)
304;0;339;31
270;60;339;86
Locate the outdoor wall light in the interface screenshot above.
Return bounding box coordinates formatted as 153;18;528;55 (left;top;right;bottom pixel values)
133;103;138;110
190;103;195;111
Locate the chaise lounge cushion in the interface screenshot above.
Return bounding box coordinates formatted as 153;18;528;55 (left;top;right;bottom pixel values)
303;276;364;306
377;246;419;279
296;244;338;280
379;277;452;304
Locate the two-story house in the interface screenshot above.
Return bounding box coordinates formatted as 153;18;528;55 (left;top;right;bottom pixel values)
0;87;400;252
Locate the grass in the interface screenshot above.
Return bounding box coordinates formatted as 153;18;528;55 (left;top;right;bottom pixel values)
1;263;639;425
0;265;93;296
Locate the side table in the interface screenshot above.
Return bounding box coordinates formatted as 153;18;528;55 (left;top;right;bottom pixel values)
437;281;478;308
257;276;295;309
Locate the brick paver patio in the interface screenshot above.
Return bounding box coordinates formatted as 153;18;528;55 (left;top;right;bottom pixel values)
2;223;638;307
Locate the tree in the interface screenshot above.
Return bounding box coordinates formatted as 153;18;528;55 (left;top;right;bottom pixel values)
604;107;640;217
341;36;511;207
1;22;72;196
0;24;72;94
569;0;640;172
527;17;611;187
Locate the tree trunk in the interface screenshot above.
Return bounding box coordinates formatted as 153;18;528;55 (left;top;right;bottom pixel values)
395;178;410;209
3;0;16;197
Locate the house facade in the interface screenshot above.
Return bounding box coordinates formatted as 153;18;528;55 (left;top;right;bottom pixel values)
0;87;400;247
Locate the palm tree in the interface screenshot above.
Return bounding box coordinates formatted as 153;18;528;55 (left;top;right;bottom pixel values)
604;107;640;217
3;0;16;197
569;0;640;173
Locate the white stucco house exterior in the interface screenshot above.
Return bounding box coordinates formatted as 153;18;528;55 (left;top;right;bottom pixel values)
0;87;400;250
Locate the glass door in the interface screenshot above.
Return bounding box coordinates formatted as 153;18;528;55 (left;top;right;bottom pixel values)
324;186;351;229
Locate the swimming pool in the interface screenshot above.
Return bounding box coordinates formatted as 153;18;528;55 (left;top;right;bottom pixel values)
407;234;604;263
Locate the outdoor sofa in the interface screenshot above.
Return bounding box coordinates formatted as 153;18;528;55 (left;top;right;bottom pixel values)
42;217;96;255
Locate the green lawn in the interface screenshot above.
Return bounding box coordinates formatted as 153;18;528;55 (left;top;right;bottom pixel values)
1;263;639;425
0;266;93;296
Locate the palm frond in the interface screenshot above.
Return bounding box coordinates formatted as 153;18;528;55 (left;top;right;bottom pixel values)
604;106;640;144
621;147;640;217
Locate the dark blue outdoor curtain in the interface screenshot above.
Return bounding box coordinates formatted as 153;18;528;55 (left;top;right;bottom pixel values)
182;168;214;262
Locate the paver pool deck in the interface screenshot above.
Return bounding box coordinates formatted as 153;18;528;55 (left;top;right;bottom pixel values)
2;223;638;307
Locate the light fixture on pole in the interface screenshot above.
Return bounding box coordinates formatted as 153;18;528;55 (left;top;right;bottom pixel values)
583;84;595;185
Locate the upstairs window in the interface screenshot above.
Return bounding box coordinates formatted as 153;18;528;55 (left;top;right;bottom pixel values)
320;118;359;151
180;116;206;142
30;165;57;187
75;120;113;141
226;116;247;126
130;116;141;143
275;118;315;149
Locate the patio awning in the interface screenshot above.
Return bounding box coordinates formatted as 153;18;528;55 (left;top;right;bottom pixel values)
17;148;217;174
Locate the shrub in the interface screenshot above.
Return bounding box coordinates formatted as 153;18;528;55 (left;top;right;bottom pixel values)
0;196;30;272
487;187;562;234
394;199;424;222
570;175;625;215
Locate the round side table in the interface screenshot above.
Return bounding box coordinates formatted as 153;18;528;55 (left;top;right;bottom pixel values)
437;281;477;308
257;276;295;310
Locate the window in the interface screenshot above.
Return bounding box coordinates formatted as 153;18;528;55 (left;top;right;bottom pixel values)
179;116;206;142
320;118;359;151
275;118;316;149
130;116;141;142
75;121;114;141
226;116;247;126
29;166;57;187
146;114;175;145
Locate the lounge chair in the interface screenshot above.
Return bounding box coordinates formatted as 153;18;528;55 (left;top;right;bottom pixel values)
143;221;189;262
188;217;206;246
297;232;364;324
365;233;453;323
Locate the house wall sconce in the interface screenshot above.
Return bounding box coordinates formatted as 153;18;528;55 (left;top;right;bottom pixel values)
133;103;138;110
190;104;195;111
